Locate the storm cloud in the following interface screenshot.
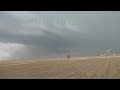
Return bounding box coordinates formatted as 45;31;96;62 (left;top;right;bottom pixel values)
0;11;120;60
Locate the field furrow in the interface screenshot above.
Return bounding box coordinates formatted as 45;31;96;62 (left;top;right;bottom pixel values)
0;57;120;79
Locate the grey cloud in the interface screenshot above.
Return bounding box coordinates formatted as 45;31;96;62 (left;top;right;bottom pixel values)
0;11;120;60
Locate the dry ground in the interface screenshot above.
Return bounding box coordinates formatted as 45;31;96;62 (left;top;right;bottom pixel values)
0;56;120;79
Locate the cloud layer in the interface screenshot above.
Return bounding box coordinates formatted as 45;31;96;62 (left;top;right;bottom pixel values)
0;11;120;60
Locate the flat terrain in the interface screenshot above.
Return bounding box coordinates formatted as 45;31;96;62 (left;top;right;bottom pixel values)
0;56;120;79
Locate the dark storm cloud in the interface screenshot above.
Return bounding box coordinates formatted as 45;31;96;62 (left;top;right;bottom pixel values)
0;11;120;60
0;23;86;55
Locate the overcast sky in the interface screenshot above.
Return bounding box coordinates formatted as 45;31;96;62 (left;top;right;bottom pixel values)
0;11;120;60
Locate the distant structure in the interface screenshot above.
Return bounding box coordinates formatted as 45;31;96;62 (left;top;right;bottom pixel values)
98;49;120;57
104;49;112;56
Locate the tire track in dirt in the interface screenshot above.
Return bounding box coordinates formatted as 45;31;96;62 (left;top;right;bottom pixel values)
79;59;105;79
66;59;103;79
0;60;91;79
93;58;111;79
1;57;120;79
60;59;100;79
81;59;106;79
112;58;120;79
34;60;94;79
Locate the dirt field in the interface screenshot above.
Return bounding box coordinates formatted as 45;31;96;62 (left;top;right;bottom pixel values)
0;56;120;79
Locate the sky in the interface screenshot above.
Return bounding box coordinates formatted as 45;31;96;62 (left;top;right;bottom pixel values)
0;11;120;60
